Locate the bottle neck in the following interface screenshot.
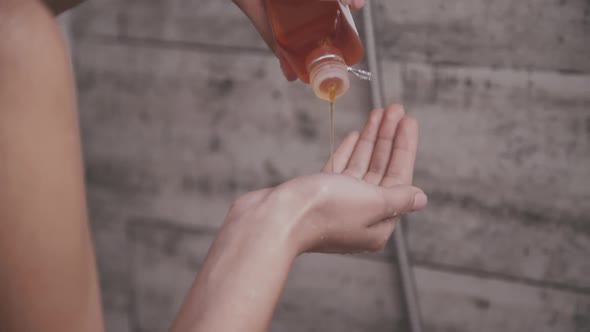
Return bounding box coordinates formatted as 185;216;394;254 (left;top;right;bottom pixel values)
307;54;345;73
308;53;350;101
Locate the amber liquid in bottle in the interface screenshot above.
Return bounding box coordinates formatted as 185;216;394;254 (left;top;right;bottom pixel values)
265;0;364;83
265;0;365;171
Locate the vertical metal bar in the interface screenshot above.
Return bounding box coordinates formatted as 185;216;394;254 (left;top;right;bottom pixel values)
361;2;383;109
362;3;423;332
392;225;423;332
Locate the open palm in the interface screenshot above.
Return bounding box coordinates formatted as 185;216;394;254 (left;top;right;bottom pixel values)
291;104;421;253
322;104;418;187
228;104;423;254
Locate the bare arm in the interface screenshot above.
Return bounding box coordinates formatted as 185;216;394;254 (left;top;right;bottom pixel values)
171;106;426;331
0;1;103;331
170;190;295;332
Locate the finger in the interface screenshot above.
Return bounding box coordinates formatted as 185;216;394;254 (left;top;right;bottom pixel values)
341;0;366;10
381;116;419;188
363;105;405;185
378;185;427;219
343;108;384;178
322;131;360;173
351;0;366;10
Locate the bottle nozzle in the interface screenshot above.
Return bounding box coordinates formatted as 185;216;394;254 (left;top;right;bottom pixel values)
347;67;372;81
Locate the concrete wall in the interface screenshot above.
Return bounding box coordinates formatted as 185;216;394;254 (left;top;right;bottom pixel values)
69;1;590;331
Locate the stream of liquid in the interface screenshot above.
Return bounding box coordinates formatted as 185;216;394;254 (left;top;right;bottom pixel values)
328;86;336;173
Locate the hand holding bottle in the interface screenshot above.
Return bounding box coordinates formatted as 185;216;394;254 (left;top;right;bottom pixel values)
233;0;366;82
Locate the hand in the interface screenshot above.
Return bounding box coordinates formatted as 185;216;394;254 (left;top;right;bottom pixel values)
227;104;425;255
183;105;423;331
277;105;424;254
232;0;366;81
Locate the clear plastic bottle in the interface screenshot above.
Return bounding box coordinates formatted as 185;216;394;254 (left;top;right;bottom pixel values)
265;0;366;101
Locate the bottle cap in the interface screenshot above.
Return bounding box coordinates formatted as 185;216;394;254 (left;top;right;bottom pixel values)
309;55;350;101
308;54;372;101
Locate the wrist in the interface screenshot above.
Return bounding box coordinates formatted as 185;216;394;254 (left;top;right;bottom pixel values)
223;192;301;261
174;192;302;332
261;184;320;256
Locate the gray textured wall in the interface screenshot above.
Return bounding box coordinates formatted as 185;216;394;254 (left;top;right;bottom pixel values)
69;0;590;331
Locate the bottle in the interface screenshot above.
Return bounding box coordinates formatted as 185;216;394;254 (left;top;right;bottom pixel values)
265;0;368;101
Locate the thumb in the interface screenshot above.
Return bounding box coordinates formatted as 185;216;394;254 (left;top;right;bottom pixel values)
378;185;428;217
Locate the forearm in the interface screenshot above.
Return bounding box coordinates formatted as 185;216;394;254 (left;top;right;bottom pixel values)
171;199;297;332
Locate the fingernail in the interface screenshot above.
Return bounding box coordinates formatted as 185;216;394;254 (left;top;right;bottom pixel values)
412;193;428;211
